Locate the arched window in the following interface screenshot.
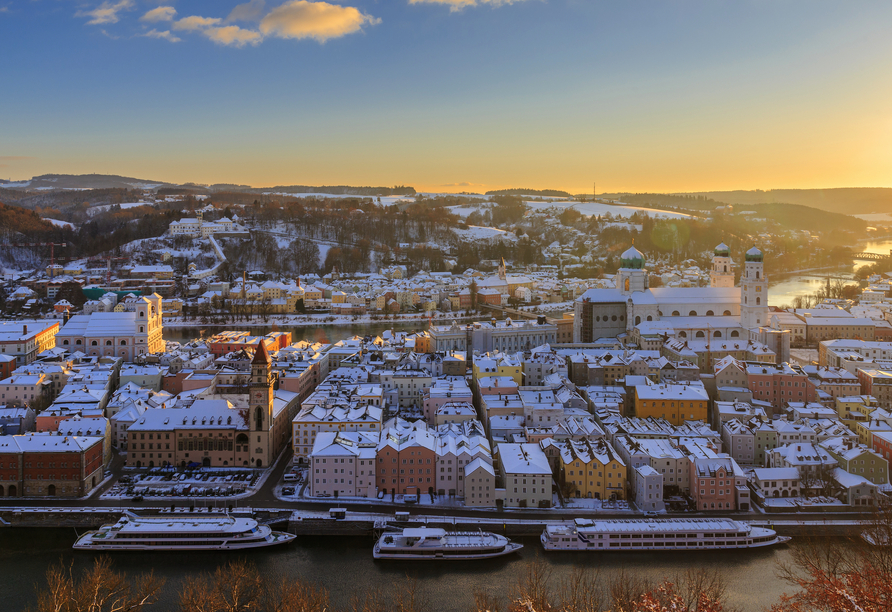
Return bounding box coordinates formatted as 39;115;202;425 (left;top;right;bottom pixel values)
730;330;740;338
120;340;127;345
105;340;112;346
696;331;705;338
679;331;687;338
139;311;145;318
63;340;69;345
76;340;82;345
91;341;98;346
635;316;641;325
624;278;630;292
756;271;760;279
646;315;653;321
723;310;731;316
672;311;680;316
756;297;761;305
714;331;722;338
706;310;714;316
689;310;697;316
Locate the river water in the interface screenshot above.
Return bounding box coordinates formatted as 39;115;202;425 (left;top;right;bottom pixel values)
0;529;804;612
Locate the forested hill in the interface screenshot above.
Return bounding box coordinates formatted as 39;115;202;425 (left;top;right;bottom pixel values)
601;188;892;215
237;185;416;196
486;188;572;197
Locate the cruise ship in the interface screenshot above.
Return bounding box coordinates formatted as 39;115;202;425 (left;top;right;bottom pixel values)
373;527;523;560
73;514;296;551
541;518;789;552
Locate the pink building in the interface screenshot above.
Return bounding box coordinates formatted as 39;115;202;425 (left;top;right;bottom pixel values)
689;457;749;511
746;363;815;414
422;378;473;422
376;423;437;496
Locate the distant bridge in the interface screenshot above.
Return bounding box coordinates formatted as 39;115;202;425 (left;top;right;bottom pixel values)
853;252;890;261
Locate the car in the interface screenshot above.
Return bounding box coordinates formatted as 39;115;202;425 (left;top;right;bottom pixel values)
282;486;295;496
643;511;658;517
131;495;144;502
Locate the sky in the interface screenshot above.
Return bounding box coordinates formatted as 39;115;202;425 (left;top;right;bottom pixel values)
2;0;892;194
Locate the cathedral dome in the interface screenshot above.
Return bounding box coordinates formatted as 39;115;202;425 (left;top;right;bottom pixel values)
745;246;763;262
714;242;730;256
620;245;645;269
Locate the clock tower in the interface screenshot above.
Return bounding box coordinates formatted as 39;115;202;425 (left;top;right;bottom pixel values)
249;340;273;468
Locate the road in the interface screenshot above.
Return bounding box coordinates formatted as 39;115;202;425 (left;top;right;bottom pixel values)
0;447;879;524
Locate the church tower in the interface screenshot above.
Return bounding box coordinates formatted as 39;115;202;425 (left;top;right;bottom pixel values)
740;246;768;328
617;245;648;296
710;242;735;288
498;257;507;281
249;340;274;468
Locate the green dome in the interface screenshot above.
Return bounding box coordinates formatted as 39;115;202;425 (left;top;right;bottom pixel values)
745;246;763;262
714;242;730;256
620;245;645;269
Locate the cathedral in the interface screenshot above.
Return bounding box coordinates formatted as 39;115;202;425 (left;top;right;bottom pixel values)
573;243;771;344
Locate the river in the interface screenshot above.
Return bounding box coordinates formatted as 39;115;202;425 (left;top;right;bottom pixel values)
767;237;892;307
0;529;806;611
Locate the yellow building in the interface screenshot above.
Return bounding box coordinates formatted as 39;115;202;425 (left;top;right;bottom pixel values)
473;354;523;386
633;382;709;426
559;439;627;500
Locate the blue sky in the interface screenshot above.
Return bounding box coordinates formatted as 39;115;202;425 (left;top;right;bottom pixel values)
2;1;892;193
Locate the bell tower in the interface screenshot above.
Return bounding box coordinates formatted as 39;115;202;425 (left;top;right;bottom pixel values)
740;246;768;329
710;242;734;288
249;340;273;467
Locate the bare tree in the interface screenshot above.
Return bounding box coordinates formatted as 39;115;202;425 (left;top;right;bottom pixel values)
178;559;262;612
33;556;164;612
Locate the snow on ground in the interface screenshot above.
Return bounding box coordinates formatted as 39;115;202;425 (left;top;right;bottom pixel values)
44;218;74;229
453;225;517;242
88;201;155;215
855;213;892;225
760;497;843;508
525;199;695;220
445;205;483;219
0;181;32;189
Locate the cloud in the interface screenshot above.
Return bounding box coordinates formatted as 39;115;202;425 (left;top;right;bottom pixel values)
227;0;266;23
203;25;263;47
0;6;9;14
140;6;177;23
172;15;222;31
259;0;380;43
142;28;181;43
409;0;527;12
170;13;262;46
76;0;135;25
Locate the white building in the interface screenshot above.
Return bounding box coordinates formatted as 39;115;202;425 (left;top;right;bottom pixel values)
498;442;553;508
309;431;378;498
56;294;163;360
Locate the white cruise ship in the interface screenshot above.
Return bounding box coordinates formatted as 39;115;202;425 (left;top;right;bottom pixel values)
373;527;523;560
73;515;296;551
541;518;789;552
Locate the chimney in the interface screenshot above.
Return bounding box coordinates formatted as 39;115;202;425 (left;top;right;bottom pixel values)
23;324;27;335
